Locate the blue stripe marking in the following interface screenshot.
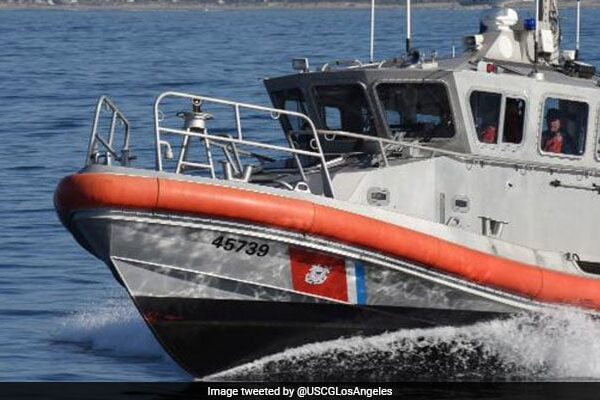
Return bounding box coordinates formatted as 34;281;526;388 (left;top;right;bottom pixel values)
355;261;366;305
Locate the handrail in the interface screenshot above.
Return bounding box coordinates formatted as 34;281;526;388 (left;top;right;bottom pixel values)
159;126;323;158
153;91;336;197
314;129;600;177
320;59;363;72
87;96;132;167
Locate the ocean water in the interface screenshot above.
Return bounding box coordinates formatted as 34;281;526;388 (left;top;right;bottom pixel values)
1;7;600;382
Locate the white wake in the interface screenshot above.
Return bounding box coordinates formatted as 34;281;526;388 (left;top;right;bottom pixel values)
209;308;600;381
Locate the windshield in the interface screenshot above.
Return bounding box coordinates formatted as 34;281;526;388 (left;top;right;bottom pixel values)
376;82;455;140
270;88;309;133
313;84;375;136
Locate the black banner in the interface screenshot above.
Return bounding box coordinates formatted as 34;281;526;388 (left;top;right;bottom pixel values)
1;382;600;400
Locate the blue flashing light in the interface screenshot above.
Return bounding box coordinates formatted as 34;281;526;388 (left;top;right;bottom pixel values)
524;18;536;31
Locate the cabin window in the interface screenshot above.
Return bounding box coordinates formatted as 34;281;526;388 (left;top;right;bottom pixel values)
503;98;526;144
376;82;455;139
323;106;342;130
470;91;526;145
470;91;501;144
313;84;375;135
540;97;588;156
270;88;309;132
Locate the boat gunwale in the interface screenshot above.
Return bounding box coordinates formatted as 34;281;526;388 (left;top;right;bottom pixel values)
55;171;600;312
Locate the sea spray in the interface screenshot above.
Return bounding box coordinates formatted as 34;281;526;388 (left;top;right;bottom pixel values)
210;308;600;381
53;300;166;359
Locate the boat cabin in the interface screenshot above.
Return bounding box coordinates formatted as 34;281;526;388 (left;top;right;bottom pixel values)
256;8;600;263
264;52;600;170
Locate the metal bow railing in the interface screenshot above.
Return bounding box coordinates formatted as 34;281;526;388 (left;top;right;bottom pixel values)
153;91;336;197
86;96;133;167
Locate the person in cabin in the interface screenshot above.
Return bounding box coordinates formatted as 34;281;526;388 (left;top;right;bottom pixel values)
481;125;497;144
542;108;576;155
542;109;563;153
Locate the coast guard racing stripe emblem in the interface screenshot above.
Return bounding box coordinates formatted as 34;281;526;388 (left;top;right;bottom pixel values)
289;247;348;302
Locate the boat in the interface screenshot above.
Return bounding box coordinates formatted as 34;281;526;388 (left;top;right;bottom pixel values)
55;0;600;378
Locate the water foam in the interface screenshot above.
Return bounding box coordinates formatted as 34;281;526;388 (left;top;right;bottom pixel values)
54;300;166;359
210;308;600;381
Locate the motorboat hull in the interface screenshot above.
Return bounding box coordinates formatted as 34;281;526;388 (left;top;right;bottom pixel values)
61;208;521;377
71;211;516;377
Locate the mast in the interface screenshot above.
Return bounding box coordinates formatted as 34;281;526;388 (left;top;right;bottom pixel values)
406;0;411;53
576;0;581;60
370;0;375;62
534;0;540;64
535;0;561;63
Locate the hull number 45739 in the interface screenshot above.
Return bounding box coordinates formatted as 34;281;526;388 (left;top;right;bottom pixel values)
211;235;270;257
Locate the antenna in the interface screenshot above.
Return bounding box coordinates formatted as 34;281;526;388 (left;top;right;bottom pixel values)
534;0;539;65
575;0;581;60
370;0;375;62
406;0;412;53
